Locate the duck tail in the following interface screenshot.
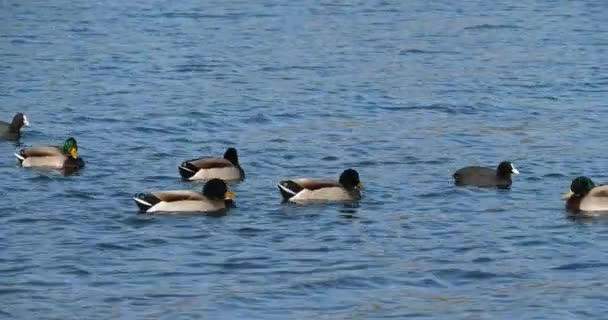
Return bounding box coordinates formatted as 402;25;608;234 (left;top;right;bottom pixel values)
452;173;462;185
178;161;198;180
133;192;161;212
14;149;26;164
277;180;302;200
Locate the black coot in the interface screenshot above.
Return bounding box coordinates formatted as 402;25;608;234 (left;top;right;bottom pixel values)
453;161;519;189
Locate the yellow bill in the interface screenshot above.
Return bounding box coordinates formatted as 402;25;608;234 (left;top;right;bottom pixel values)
70;147;78;159
561;190;574;200
225;190;236;199
357;182;364;189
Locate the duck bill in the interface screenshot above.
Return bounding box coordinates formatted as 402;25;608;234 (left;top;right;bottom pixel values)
225;190;236;200
561;190;574;200
511;166;520;175
356;182;364;189
23;115;30;127
70;148;78;159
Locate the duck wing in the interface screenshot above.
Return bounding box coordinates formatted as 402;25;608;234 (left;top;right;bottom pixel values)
294;179;341;191
183;157;233;169
19;146;65;158
153;190;206;202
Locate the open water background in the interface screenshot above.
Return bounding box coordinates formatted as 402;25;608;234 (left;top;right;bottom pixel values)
1;0;608;318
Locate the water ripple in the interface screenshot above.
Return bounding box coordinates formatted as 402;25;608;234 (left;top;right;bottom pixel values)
2;0;608;319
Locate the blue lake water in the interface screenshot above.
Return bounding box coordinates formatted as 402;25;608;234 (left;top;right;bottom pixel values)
1;0;608;318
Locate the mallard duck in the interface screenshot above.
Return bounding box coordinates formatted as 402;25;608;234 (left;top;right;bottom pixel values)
453;161;519;189
133;178;236;213
277;168;363;202
15;137;84;173
562;176;608;213
178;147;244;181
0;113;29;141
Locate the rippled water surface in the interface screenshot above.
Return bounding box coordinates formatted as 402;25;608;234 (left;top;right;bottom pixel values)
2;0;608;319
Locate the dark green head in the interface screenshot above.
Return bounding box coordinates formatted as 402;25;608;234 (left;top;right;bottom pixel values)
339;168;363;189
62;137;78;159
203;178;236;200
223;147;239;165
571;176;595;196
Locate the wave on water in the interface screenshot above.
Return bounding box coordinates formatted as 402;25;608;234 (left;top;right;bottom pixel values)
463;24;521;31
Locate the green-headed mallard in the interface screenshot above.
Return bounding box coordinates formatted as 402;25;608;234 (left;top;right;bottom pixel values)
0;113;29;141
453;161;519;189
178;147;244;181
562;176;608;213
277;169;363;202
133;178;236;213
15;137;84;173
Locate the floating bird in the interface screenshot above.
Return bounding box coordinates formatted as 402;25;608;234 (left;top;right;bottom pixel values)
453;161;519;189
178;147;244;181
15;137;84;174
133;178;236;213
0;113;29;141
562;176;608;213
277;168;363;202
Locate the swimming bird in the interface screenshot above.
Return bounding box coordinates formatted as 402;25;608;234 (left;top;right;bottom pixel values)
178;147;244;181
0;113;29;141
453;161;519;189
562;176;608;213
15;137;84;173
133;178;236;213
277;168;363;202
